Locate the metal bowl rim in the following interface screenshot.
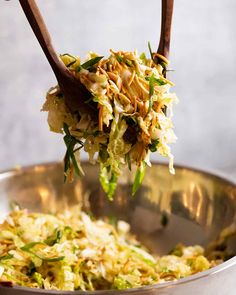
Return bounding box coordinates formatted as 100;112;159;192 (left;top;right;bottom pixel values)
1;161;236;188
0;161;236;294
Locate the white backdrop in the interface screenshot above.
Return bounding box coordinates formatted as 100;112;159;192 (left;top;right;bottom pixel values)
0;0;236;178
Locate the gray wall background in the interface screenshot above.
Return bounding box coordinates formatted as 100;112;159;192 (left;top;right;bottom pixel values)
1;0;236;178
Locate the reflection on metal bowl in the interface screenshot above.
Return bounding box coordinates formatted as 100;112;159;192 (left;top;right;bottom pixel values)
0;162;236;295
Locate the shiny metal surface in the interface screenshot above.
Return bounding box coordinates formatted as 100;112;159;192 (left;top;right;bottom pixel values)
0;162;236;295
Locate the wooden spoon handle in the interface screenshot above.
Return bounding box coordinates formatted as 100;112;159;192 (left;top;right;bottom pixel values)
19;0;65;75
157;0;174;59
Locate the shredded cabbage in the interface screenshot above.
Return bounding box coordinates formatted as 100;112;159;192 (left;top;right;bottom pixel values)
0;206;219;291
42;48;178;197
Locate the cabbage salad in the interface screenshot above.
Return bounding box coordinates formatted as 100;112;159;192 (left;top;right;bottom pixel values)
0;206;216;291
42;46;178;198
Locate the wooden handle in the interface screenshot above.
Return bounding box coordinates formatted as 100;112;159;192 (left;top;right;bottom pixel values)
19;0;65;76
157;0;174;59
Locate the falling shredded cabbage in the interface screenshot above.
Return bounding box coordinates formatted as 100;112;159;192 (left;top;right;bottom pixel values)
42;48;178;198
0;206;220;291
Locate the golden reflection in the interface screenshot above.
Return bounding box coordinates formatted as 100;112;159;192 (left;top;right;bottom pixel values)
38;187;50;203
33;165;47;173
182;192;189;210
206;203;214;227
74;181;83;203
160;192;171;213
37;186;56;213
195;185;204;220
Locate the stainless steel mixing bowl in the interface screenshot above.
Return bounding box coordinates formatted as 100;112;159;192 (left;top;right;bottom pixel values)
0;162;236;295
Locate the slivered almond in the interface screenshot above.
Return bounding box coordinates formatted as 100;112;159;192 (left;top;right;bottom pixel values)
106;85;110;96
130;84;141;100
98;67;109;78
133;96;137;112
118;93;130;105
132;60;140;72
137;100;144;110
123;88;136;108
99;59;108;67
109;80;120;93
107;72;117;81
154;101;163;113
128;70;135;86
121;85;127;94
134;76;149;95
138;77;149;87
114;61;122;71
116;76;122;90
1;240;13;245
